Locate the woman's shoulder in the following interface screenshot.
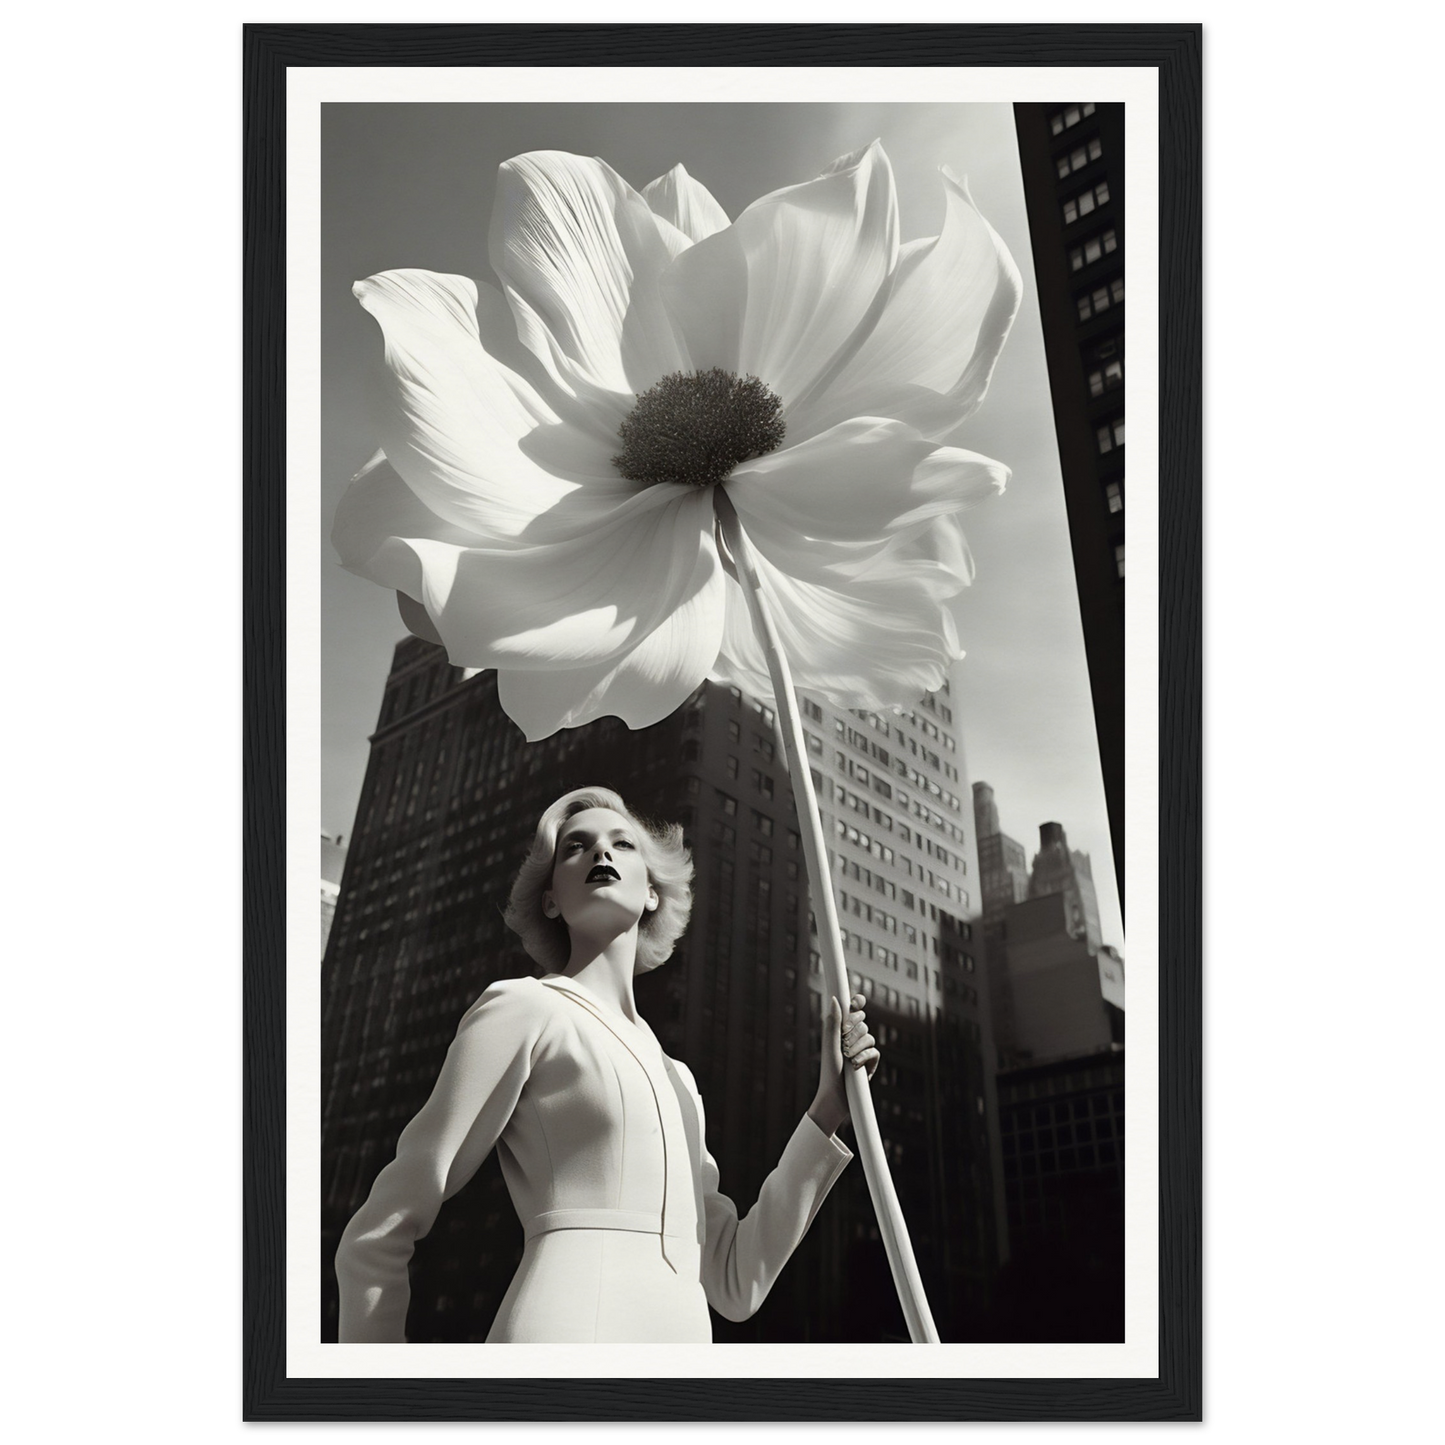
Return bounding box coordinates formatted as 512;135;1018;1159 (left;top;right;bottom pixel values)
456;973;553;1030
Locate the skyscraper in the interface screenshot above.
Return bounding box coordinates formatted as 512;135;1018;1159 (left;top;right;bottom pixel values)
972;781;1032;1067
320;638;1003;1343
1027;820;1103;953
1012;100;1126;906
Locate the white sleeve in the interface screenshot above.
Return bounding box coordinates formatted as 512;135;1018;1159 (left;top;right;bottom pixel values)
682;1069;854;1323
335;978;543;1342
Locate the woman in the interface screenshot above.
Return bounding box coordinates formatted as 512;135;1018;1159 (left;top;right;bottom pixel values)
336;786;880;1343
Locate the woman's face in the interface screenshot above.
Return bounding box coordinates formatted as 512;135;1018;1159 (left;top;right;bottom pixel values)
545;806;658;941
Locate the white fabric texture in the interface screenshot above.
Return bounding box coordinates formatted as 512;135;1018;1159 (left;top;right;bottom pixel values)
335;974;853;1343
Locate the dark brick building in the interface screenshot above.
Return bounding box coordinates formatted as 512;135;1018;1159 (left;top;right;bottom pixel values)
1013;99;1126;907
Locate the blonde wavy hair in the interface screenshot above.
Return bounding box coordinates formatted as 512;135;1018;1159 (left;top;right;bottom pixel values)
503;787;694;975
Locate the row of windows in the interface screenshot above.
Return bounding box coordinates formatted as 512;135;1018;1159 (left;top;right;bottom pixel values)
1097;416;1126;454
838;856;897;897
807;723;955;784
900;792;965;842
1055;135;1102;179
802;694;958;753
835;750;892;799
836;804;947;868
1069;226;1117;272
834;799;968;863
840;873;969;925
1007;1106;1124;1149
1049;102;1096;135
1077;275;1124;322
834;750;961;814
898;764;963;813
1063;180;1111;226
836;838;968;912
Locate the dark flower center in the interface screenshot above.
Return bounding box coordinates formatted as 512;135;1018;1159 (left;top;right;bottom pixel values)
612;369;786;488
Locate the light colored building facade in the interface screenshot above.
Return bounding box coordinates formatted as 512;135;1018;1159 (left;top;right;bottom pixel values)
1026;820;1102;951
802;681;979;1026
800;680;1010;1291
1003;891;1122;1064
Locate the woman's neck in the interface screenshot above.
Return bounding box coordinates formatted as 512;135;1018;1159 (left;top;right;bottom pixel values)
561;929;641;1022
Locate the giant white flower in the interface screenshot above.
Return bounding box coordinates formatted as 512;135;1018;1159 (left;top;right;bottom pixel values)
333;142;1021;740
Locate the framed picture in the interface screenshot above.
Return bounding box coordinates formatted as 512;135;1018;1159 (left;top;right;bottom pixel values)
236;14;1208;1433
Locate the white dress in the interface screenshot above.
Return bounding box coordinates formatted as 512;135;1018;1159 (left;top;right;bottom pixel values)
336;973;853;1343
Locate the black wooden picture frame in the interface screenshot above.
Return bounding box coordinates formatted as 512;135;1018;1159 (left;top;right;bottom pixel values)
244;22;1201;1421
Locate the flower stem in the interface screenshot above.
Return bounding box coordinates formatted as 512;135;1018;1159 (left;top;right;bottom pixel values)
714;489;940;1346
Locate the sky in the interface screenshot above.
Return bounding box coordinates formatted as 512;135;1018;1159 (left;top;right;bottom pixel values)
319;101;1123;950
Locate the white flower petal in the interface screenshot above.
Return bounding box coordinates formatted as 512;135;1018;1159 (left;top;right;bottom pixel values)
725;418;1008;568
354;269;627;541
790;168;1022;440
642;164;730;244
496;550;727;740
661;140;900;407
710;523;975;713
331;451;485;577
651;213;695;262
341;145;1019;738
352;487;718;684
489;151;686;397
397;590;444;646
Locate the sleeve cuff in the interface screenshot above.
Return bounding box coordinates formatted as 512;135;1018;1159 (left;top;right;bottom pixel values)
800;1110;855;1165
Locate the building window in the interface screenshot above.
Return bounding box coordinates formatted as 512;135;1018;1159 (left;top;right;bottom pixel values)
717;791;737;816
725;755;739;780
752;770;774;800
1055;136;1103;178
1097;416;1126;454
1105;480;1123;514
1115;543;1126;578
1077;276;1124;323
753;811;774;837
1062;181;1110;225
727;720;741;743
1069;227;1118;271
1049;102;1096;135
802;698;824;723
1088;358;1125;397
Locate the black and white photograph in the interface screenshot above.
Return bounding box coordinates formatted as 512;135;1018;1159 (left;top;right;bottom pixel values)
307;77;1149;1366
